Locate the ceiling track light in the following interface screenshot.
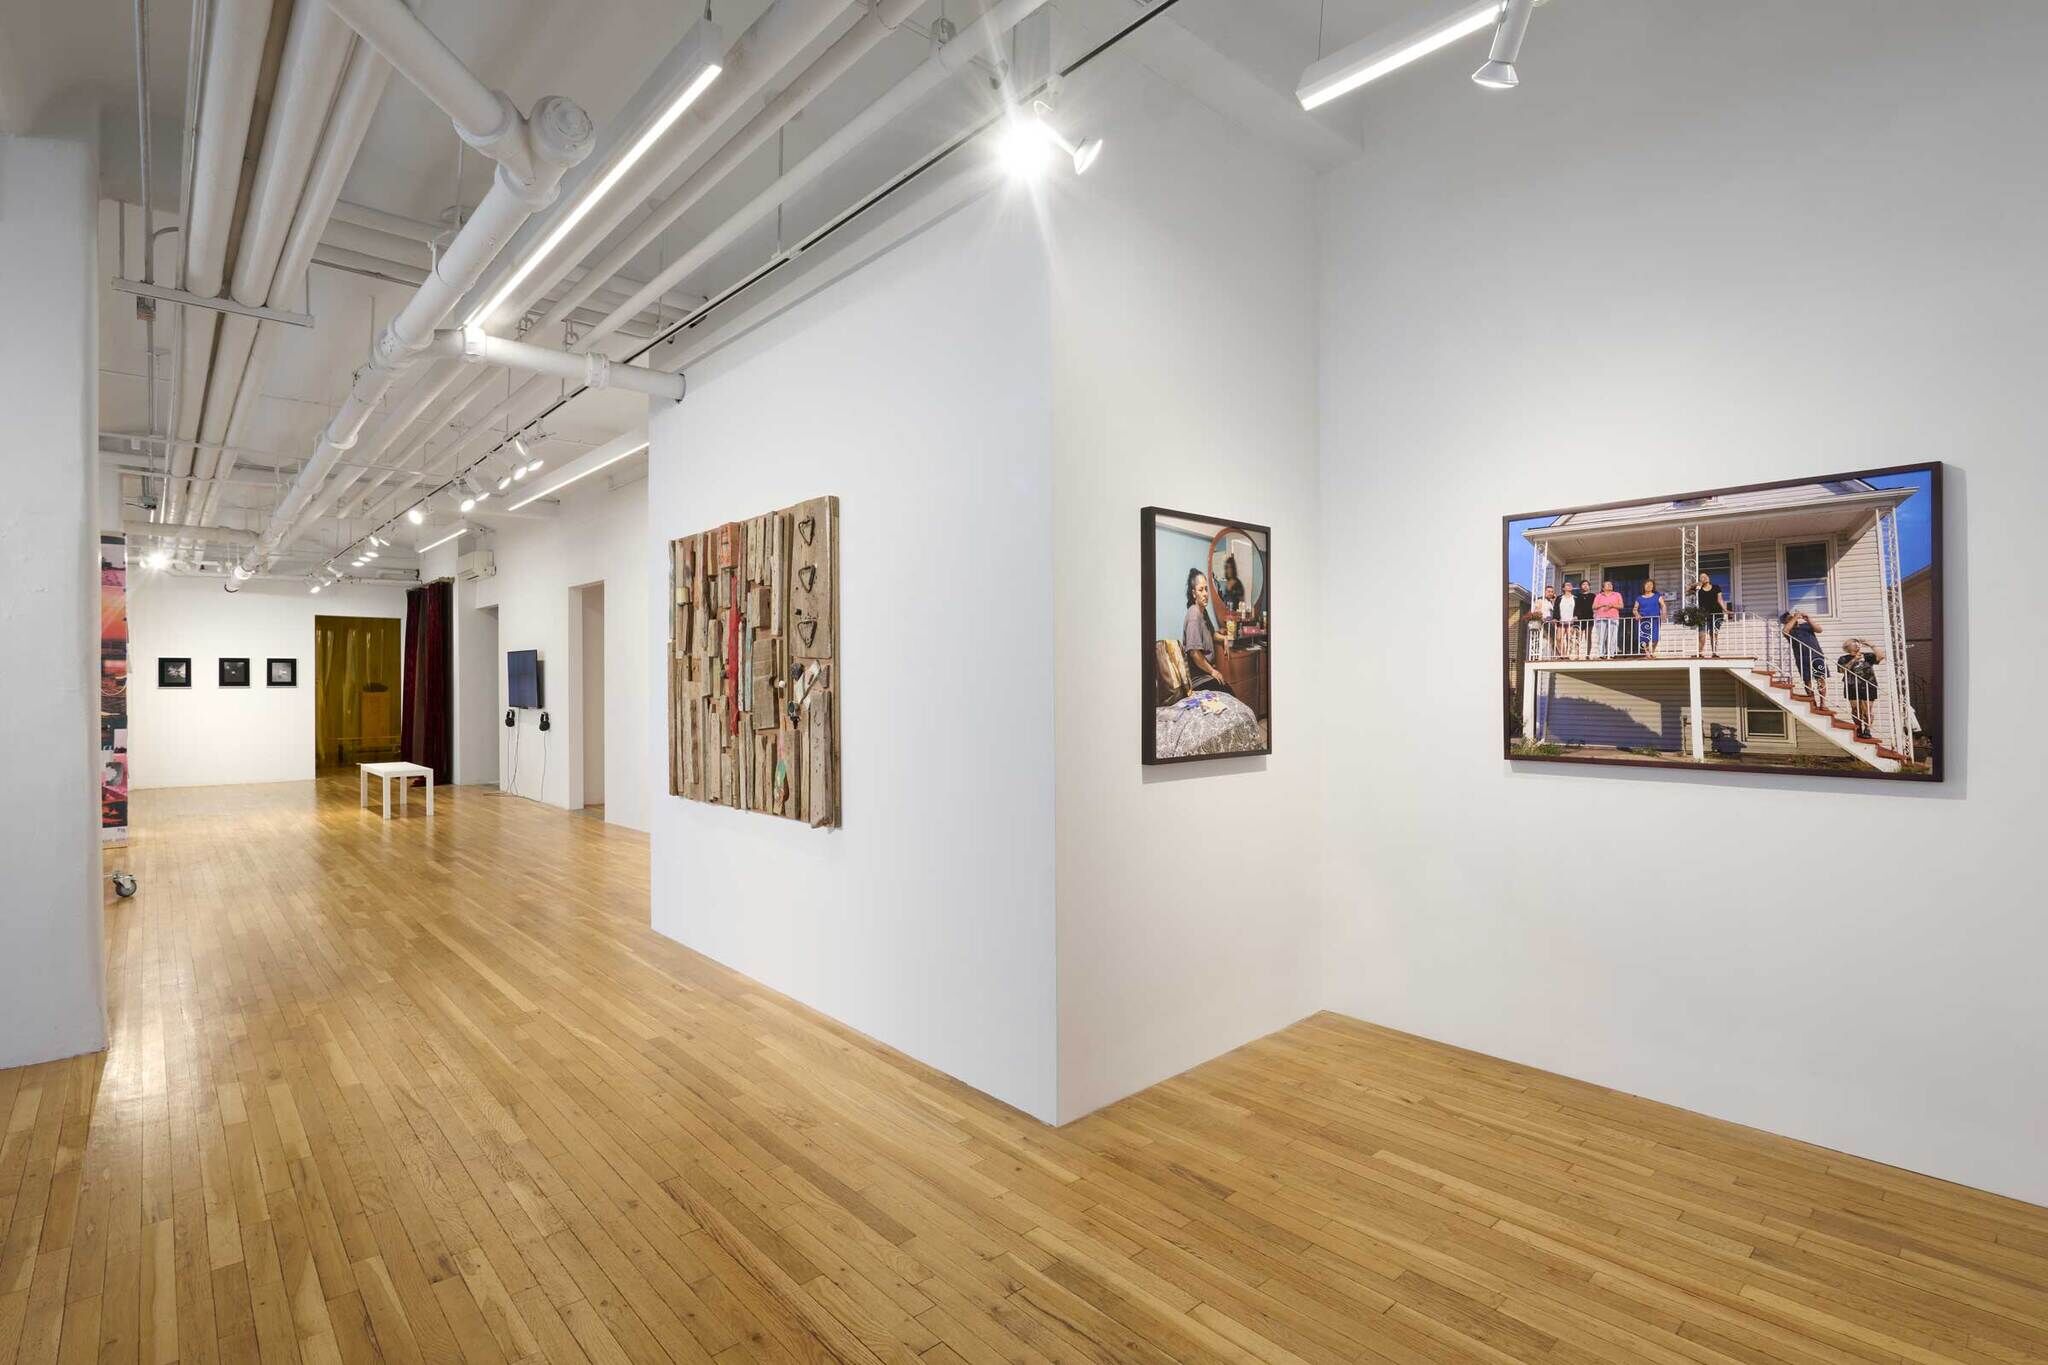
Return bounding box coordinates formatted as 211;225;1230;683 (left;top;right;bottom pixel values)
406;506;425;525
1296;0;1548;110
1000;96;1102;179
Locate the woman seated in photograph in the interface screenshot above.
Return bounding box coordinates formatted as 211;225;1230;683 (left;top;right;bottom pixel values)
1182;570;1234;696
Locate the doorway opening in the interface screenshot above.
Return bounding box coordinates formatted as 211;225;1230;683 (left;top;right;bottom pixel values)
577;583;605;811
314;615;401;772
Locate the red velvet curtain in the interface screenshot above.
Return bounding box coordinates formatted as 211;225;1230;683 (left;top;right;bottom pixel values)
399;581;453;784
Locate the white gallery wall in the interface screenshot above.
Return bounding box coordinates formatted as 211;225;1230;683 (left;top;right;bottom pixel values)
647;193;1061;1121
1317;0;2048;1203
127;576;408;788
436;473;651;829
0;133;107;1068
1047;55;1325;1121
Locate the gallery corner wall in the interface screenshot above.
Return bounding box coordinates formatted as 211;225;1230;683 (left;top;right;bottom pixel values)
646;192;1060;1121
127;576;407;789
1315;0;2048;1204
0;133;108;1067
1047;54;1326;1122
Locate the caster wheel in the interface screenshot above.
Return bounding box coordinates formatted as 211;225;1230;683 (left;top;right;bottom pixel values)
112;872;138;899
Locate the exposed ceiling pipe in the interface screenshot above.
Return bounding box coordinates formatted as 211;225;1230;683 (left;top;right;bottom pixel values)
330;199;445;243
197;41;393;526
300;0;851;537
592;0;1044;342
540;0;924;330
362;0;1047;528
162;0;274;526
237;0;596;573
425;329;687;400
182;1;356;529
124;519;258;547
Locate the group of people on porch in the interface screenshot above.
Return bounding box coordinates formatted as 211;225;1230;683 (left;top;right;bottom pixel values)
1529;576;1889;740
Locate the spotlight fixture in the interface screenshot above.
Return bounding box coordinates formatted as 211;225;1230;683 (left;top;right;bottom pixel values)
507;429;648;510
464;22;725;329
998;100;1101;179
510;436;530;464
406;506;425;525
231;564;252;582
1472;0;1536;87
512;464;528;481
1296;0;1547;110
145;549;169;571
310;584;322;594
363;549;378;559
497;474;513;492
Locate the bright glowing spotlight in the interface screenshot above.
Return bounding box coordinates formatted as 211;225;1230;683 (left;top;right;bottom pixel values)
145;550;169;571
464;30;724;329
999;116;1056;179
497;475;513;492
459;495;477;512
310;584;322;594
406;506;424;525
512;464;528;481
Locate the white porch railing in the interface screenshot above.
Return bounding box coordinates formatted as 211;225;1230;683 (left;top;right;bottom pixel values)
1521;612;1914;760
1523;611;1774;662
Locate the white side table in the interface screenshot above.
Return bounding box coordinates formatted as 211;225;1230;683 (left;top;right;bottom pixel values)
358;761;435;819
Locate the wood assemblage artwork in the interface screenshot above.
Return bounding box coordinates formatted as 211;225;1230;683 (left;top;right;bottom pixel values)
667;496;840;826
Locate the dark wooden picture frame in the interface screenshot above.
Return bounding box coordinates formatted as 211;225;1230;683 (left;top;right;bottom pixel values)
266;657;298;687
1141;506;1274;766
219;657;251;688
1503;462;1942;783
157;656;192;688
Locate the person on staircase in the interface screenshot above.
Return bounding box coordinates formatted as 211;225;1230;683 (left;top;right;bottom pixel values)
1838;638;1884;740
1780;611;1828;710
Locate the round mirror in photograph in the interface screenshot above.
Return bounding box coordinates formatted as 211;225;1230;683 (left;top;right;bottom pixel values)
1208;527;1265;620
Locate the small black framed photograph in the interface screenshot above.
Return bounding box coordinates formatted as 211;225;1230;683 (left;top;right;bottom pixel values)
219;657;251;688
267;657;298;687
158;656;192;688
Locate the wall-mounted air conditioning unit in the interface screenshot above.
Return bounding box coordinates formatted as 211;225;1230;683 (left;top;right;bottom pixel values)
457;549;496;581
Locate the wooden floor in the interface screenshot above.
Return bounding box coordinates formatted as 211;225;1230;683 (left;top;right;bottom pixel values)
2;781;2042;1365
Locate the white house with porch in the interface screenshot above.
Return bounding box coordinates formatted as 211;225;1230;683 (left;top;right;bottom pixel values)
1518;478;1924;773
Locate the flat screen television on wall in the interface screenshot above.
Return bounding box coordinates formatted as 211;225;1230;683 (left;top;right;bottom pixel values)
507;649;544;709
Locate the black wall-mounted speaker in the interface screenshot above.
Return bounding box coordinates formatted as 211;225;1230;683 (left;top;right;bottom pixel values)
538;711;551;732
504;709;515;727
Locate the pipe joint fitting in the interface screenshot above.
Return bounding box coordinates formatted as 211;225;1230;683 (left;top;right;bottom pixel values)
454;90;527;173
527;95;596;170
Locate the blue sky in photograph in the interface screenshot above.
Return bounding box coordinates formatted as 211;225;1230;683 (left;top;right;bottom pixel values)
1505;469;1935;592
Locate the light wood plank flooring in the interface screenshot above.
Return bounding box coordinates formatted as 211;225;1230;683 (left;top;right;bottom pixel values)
2;777;2042;1365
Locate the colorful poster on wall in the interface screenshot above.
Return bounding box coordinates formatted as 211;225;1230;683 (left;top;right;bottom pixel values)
100;535;129;843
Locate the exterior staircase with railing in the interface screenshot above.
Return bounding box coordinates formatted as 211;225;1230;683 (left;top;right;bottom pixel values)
1732;629;1907;773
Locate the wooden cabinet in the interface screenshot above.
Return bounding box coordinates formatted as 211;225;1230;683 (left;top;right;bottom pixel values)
1215;645;1269;720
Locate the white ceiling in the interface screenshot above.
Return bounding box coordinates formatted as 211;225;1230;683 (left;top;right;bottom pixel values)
19;0;1460;569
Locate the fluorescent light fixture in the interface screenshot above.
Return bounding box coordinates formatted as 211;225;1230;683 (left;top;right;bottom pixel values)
507;429;649;510
464;27;724;329
406;506;424;525
1298;0;1503;109
418;525;471;554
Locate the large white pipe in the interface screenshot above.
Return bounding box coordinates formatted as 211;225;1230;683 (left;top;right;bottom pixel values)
318;0;850;532
425;329;687;400
589;0;1046;344
185;3;355;520
199;43;394;524
541;0;924;330
240;0;596;571
320;0;513;164
331;199;446;243
164;0;273;524
379;0;1047;521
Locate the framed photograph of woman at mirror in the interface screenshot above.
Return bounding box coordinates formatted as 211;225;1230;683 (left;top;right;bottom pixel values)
1141;507;1271;765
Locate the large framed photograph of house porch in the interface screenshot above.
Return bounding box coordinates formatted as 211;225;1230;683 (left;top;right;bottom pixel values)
1504;464;1941;781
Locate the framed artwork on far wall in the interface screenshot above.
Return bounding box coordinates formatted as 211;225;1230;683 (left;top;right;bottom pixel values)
219;657;251;688
158;656;191;688
1141;506;1272;765
267;657;298;687
1503;461;1942;782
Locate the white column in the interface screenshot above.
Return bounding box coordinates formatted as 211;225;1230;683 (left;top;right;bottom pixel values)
0;135;109;1067
1688;663;1706;762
